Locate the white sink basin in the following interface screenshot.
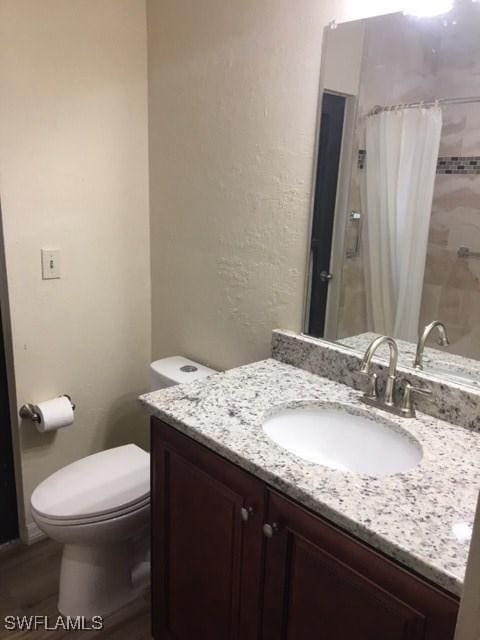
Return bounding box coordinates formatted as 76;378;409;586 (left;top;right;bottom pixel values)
263;404;422;477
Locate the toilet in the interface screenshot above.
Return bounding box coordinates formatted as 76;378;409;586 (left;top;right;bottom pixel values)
30;356;216;619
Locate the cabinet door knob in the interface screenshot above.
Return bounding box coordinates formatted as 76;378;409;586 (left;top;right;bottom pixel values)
262;522;279;538
240;506;254;522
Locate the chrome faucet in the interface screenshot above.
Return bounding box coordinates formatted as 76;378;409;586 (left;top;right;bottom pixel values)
360;336;398;409
414;321;449;370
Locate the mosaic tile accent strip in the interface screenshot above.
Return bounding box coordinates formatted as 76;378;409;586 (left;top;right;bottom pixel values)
437;156;480;174
357;150;480;175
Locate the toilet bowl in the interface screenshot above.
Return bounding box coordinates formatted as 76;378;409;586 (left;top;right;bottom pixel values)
30;356;217;619
31;444;150;619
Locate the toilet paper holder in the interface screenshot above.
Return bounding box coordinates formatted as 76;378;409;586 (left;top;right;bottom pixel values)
19;395;76;423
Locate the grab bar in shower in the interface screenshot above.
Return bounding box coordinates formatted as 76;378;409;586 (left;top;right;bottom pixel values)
458;246;480;259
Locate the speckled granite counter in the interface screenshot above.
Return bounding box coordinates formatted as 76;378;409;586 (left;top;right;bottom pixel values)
140;358;480;597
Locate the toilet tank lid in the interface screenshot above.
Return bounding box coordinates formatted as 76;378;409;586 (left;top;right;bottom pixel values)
150;356;217;384
30;444;149;521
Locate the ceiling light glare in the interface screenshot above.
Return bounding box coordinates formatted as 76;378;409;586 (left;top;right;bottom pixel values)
403;0;455;17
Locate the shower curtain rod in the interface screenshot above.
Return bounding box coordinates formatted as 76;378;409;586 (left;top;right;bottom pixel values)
368;95;480;115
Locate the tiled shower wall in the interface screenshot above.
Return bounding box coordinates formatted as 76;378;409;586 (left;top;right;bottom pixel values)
336;10;480;360
420;102;480;358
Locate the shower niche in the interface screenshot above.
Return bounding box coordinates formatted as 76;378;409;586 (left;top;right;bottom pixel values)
306;2;480;387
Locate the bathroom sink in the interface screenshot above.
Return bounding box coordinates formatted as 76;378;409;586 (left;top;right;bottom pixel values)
262;404;422;477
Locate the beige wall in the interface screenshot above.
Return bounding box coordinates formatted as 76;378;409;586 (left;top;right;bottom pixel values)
147;0;321;370
0;0;151;541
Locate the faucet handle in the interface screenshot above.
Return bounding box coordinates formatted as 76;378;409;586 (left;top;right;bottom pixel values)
400;382;432;418
359;371;378;400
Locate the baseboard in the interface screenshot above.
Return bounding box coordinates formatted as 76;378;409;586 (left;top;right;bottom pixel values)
25;521;47;545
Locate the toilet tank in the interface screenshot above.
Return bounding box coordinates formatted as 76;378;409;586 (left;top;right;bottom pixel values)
150;356;217;390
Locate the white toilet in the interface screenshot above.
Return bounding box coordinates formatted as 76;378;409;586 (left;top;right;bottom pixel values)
30;356;216;619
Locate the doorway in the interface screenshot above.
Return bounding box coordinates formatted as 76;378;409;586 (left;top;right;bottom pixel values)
307;91;347;338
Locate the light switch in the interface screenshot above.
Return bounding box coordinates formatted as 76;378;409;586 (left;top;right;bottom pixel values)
41;249;61;279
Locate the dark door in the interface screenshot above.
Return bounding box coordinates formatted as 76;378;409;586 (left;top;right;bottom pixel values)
308;91;346;337
262;491;458;640
0;307;18;544
151;418;265;640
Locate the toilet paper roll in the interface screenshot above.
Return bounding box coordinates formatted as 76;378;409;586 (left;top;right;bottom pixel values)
34;396;74;433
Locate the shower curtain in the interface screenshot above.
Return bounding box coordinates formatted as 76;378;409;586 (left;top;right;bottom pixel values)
364;106;442;341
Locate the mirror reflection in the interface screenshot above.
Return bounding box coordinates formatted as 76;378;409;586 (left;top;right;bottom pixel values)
307;2;480;387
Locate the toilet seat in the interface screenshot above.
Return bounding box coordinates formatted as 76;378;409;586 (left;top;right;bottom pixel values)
32;495;150;527
31;444;150;524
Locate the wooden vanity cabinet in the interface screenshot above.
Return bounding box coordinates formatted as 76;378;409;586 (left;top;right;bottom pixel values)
151;418;265;640
151;417;459;640
261;491;458;640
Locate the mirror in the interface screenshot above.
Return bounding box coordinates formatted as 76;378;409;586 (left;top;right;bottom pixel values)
306;1;480;388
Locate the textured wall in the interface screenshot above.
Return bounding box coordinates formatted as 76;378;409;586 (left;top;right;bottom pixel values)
0;0;151;539
147;0;323;370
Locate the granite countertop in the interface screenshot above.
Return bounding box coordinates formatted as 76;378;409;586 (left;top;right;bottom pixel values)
140;358;480;596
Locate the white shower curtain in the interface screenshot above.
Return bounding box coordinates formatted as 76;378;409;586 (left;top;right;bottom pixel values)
364;106;442;341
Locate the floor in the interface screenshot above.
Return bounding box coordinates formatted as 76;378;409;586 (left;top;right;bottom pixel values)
0;540;151;638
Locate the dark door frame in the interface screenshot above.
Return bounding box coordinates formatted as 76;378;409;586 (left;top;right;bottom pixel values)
307;91;347;338
0;310;18;544
0;200;18;545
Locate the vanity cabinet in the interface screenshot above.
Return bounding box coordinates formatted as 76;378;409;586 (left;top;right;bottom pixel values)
151;418;265;640
261;491;458;640
151;418;459;640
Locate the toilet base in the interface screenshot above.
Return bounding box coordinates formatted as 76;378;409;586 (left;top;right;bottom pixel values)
58;542;143;619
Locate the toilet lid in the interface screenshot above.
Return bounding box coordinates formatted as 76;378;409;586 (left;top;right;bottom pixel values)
31;444;150;521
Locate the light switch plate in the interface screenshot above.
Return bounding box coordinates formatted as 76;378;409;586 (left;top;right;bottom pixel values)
41;249;61;279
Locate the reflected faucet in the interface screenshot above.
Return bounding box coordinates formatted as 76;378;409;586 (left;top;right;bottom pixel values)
414;321;449;370
360;336;398;408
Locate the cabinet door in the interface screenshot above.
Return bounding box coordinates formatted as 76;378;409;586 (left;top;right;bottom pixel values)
151;418;264;640
262;491;458;640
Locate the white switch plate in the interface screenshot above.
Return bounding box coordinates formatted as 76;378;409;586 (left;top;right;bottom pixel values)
41;249;61;279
